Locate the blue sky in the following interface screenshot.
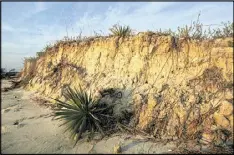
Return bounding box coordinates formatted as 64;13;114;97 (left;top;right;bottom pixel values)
2;2;233;71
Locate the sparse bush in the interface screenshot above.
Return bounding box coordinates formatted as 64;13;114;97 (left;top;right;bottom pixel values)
93;30;103;37
109;24;132;37
176;13;204;40
221;21;233;38
154;28;175;36
164;13;234;41
177;25;191;39
54;40;64;47
53;86;117;146
212;28;223;39
45;44;53;51
210;21;233;39
36;51;45;57
24;57;37;62
173;13;233;41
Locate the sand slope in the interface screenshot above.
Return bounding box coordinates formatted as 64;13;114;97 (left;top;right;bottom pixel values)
1;80;207;154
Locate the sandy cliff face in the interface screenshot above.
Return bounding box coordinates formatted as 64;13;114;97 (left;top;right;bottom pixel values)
20;33;233;144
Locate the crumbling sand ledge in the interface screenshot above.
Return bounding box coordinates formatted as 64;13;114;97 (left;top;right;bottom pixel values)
1;80;178;154
19;34;233;145
2;80;233;154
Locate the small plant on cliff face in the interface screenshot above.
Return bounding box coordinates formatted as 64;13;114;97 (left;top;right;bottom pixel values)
155;28;176;36
176;13;205;40
210;21;233;39
24;57;37;62
36;51;45;58
228;40;233;47
109;24;132;37
222;21;233;38
53;86;116;146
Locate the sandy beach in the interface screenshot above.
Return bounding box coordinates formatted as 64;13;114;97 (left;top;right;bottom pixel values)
1;79;183;154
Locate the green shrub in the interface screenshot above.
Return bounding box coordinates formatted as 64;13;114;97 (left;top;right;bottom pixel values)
109;24;132;37
53;86;116;146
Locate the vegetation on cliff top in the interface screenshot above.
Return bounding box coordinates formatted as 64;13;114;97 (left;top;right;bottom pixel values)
109;24;133;37
24;13;233;61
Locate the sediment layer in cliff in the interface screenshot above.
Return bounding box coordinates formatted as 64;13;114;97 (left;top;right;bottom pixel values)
20;33;233;145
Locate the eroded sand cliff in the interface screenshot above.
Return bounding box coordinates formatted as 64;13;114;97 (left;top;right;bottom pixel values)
19;33;233;146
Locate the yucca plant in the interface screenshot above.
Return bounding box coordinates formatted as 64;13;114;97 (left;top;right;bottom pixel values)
109;24;132;37
53;86;116;146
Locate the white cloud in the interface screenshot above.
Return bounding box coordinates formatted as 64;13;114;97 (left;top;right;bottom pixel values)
2;23;14;32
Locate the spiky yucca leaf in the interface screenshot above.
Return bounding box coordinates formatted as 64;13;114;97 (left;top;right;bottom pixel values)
53;86;115;147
